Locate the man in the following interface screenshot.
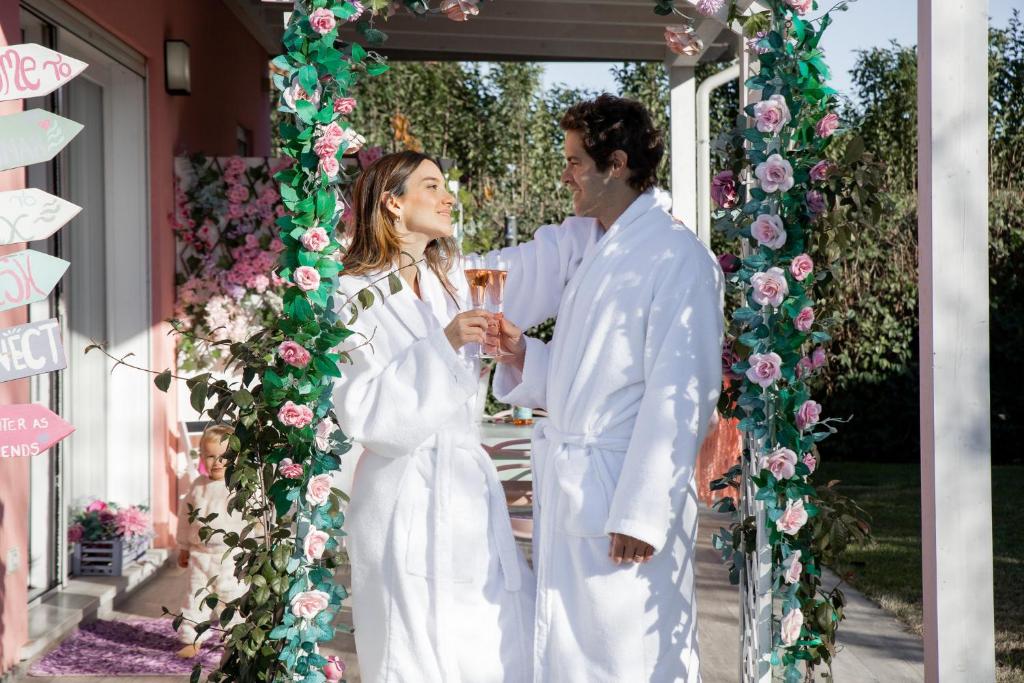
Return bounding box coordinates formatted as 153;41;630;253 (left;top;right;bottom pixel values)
493;95;724;682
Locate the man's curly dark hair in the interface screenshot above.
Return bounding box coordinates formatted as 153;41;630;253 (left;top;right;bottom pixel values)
560;94;665;194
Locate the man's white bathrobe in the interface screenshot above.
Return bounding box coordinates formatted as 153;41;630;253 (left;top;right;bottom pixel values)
333;263;536;683
495;190;725;682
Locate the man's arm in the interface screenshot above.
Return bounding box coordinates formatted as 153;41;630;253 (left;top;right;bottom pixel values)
604;249;725;555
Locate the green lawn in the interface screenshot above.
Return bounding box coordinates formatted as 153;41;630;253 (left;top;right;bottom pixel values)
816;461;1024;682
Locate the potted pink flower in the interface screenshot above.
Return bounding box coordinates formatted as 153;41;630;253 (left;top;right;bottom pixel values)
69;499;153;576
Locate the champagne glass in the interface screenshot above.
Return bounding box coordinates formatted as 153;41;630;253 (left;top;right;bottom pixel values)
463;253;490;358
484;252;508;358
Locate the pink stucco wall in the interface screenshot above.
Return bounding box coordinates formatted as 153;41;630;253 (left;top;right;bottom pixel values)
0;0;270;672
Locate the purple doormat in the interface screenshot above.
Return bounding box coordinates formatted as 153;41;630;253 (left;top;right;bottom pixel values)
28;618;223;677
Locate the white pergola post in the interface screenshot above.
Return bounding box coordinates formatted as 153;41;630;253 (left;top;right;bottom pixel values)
666;62;697;230
918;1;995;681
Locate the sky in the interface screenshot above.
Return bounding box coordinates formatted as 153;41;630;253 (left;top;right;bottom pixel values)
540;0;1020;102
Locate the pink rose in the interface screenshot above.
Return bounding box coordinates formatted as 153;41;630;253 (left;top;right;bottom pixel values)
227;184;249;204
711;170;739;209
755;154;795;193
811;347;827;368
334;97;357;115
785;0;813;15
750;214;787;249
815;112;840;138
309;8;337;34
290;589;331;619
753;94;792;135
796;356;814;378
306;473;334;506
278;341;311;368
304;528;330;561
68;523;84;543
806;190;827;216
323;656;347;682
278;400;314;429
746;352;782;388
85;500;108;513
314;136;340;160
790;254;814;281
776;498;809;535
781;607;805;645
319;155;340;179
665;25;703;56
802;453;817;474
764;447;797;480
794;307;815;333
278;458;304;479
283;82;321;111
718;252;741;274
796;399;822;430
314;418;338;452
783;552;803;584
750;267;789;308
293;266;321;292
300;227;330;252
441;0;480;21
809;159;836;182
696;0;726;15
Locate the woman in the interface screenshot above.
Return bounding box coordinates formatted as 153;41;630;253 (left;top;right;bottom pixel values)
333;151;534;683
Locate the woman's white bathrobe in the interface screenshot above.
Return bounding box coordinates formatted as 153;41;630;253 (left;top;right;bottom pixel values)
333;263;534;683
495;190;725;682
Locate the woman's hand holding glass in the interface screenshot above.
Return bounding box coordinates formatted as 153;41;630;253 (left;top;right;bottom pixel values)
445;310;493;351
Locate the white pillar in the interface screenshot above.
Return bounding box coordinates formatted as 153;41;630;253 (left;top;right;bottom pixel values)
918;1;995;681
666;63;696;229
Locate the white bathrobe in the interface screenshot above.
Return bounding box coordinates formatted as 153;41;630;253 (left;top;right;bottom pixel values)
333;263;535;683
494;190;725;682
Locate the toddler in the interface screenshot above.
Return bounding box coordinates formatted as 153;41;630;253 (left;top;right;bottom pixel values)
175;424;246;658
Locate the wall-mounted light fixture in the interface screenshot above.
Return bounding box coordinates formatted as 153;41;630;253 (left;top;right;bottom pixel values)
164;40;191;95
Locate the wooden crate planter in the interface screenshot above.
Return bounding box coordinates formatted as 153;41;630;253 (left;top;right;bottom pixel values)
71;536;149;577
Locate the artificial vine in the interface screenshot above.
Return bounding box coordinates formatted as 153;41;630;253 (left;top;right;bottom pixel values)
655;0;878;679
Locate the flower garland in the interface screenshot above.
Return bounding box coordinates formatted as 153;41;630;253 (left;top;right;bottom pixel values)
655;0;873;679
158;2;493;681
172;156;290;372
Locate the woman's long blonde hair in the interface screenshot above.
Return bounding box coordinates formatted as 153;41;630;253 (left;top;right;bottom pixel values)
343;151;459;297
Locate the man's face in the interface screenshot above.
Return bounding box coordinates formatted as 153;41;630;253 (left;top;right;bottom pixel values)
561;129;616;219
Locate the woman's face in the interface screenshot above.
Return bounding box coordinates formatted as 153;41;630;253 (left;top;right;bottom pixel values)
390;160;455;241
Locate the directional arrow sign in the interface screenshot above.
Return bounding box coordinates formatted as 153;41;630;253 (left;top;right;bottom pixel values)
0;44;88;102
0;404;74;457
0;250;69;312
0;109;83;172
0;188;81;245
0;318;66;383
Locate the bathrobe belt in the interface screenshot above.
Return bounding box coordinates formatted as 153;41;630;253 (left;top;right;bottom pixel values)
418;430;523;683
536;419;632;483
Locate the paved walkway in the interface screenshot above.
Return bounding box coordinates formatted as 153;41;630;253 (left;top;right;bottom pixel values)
20;511;923;682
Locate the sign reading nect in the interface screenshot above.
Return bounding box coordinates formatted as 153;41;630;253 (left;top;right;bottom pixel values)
0;109;83;172
0;188;81;245
0;403;75;457
0;318;66;383
0;249;70;312
0;44;88;102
